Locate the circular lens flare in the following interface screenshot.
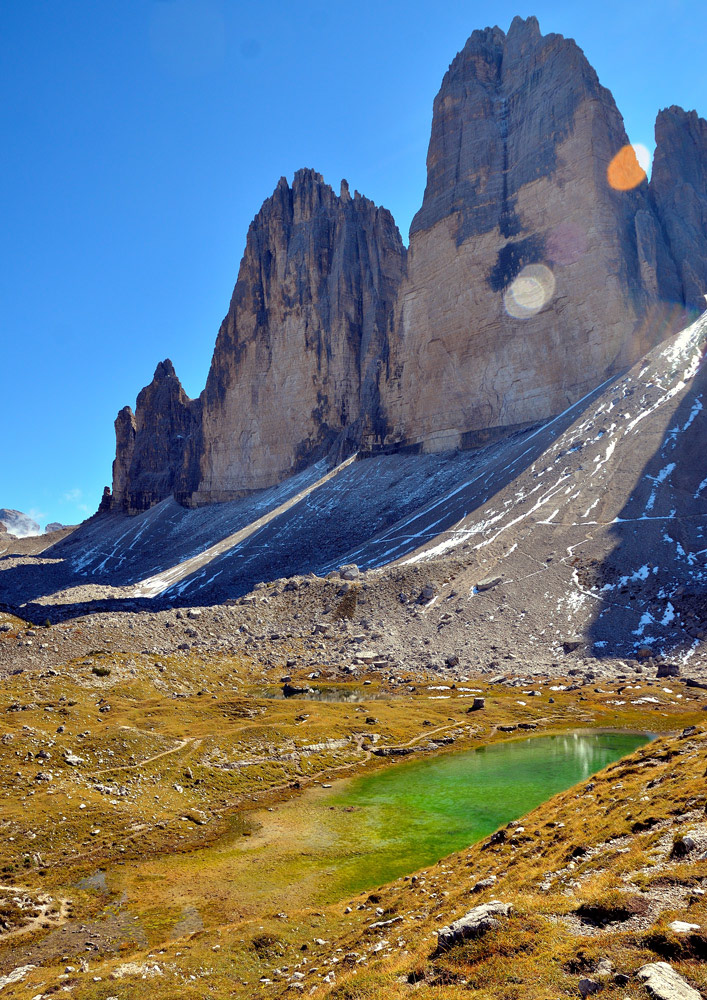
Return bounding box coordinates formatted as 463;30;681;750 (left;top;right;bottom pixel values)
504;264;556;319
607;144;648;191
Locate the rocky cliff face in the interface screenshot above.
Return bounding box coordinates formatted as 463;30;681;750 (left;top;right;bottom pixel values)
189;170;406;502
111;360;201;513
381;16;686;451
649;105;707;311
106;17;707;512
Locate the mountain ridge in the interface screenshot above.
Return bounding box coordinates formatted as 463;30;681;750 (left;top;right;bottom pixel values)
104;16;707;514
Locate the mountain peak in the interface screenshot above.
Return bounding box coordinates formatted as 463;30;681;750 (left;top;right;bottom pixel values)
107;16;706;513
153;358;176;381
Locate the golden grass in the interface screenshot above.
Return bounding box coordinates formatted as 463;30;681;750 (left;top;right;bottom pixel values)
0;638;705;998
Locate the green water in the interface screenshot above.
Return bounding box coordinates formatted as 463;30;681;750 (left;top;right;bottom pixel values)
318;731;650;897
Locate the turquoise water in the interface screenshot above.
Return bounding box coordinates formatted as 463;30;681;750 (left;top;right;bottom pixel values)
321;731;649;895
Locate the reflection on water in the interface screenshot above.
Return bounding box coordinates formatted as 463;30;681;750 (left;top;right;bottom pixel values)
558;731;599;778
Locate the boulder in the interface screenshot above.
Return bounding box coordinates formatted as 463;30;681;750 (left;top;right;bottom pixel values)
671;835;697;858
185;809;209;826
578;979;603;997
637;961;702;1000
282;683;313;697
435;901;512;952
563;638;583;653
685;678;707;690
470;875;497;893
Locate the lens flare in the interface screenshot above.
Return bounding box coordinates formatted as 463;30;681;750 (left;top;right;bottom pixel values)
607;144;648;191
504;264;556;319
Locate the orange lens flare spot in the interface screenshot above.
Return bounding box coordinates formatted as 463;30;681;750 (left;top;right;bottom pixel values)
607;144;647;191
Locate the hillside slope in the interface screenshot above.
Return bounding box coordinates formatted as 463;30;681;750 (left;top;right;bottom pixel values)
300;726;707;1000
1;311;705;670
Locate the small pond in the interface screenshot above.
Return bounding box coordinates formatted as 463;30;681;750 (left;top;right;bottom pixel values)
103;730;653;921
317;730;651;896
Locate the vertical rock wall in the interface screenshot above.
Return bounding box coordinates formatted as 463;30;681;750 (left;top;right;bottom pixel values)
190;169;406;502
111;360;200;513
650;106;707;311
381;16;675;451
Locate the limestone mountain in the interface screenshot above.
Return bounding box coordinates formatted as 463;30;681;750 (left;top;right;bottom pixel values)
111;359;201;514
106;16;706;512
6;309;705;666
192;170;405;503
382;15;692;450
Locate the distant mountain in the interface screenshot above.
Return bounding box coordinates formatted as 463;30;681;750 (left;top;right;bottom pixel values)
102;15;707;515
0;509;40;538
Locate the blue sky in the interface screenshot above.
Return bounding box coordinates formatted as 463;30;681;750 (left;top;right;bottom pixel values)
2;0;705;529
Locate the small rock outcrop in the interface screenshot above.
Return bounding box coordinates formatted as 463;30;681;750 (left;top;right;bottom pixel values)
44;522;67;534
637;961;702;1000
435;900;512;952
